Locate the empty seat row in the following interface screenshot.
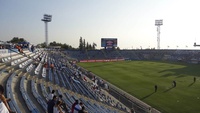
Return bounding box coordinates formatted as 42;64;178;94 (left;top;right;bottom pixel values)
60;72;72;90
42;67;46;78
19;59;33;69
11;57;28;66
57;71;66;87
31;80;47;112
1;49;34;63
10;54;24;60
1;56;12;63
28;52;35;57
26;64;35;72
33;54;39;59
40;83;48;101
53;70;60;85
40;53;47;63
20;76;39;113
18;51;41;68
34;63;42;75
48;68;53;82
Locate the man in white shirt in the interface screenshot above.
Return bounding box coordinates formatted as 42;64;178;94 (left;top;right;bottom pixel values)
48;90;55;102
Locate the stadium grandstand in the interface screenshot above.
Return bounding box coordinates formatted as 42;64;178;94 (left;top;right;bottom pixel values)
65;49;200;64
2;39;200;113
0;42;131;113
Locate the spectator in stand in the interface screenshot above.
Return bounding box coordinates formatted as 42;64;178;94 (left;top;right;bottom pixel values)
15;45;27;56
104;83;109;91
31;45;35;52
48;95;57;113
79;106;88;113
44;62;48;68
71;100;78;113
74;102;82;113
131;108;136;113
58;95;69;113
0;85;15;113
16;45;22;53
83;75;87;82
48;90;55;102
78;103;88;113
58;95;62;101
53;101;64;113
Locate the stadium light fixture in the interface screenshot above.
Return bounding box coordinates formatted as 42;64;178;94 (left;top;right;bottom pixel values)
155;19;163;49
42;14;52;47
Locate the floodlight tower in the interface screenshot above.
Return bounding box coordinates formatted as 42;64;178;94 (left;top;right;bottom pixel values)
155;19;163;49
41;14;52;47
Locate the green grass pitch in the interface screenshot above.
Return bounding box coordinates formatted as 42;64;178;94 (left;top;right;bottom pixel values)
78;61;200;113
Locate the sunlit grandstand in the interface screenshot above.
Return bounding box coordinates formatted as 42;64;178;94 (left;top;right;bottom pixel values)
1;37;200;113
0;40;130;113
2;1;200;113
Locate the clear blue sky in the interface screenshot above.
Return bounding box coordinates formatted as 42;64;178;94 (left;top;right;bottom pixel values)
1;0;200;49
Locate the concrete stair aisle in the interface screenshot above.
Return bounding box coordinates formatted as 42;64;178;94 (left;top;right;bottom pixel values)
2;61;30;113
37;79;49;102
25;75;45;113
36;81;48;103
12;71;30;113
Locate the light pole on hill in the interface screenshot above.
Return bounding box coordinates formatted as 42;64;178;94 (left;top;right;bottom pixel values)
155;19;163;49
41;14;52;47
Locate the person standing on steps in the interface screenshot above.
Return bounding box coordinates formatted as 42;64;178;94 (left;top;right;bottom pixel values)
48;90;55;102
71;100;78;113
47;95;57;113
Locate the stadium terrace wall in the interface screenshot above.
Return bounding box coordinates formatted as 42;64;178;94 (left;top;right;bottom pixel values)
79;58;125;62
